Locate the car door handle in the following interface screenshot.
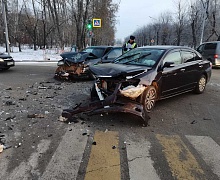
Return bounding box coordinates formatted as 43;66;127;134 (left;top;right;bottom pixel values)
199;65;203;68
180;68;185;72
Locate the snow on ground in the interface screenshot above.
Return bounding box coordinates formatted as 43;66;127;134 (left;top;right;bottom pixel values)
0;46;72;62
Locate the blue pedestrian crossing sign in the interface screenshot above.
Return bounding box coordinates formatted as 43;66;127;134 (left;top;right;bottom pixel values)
93;18;101;28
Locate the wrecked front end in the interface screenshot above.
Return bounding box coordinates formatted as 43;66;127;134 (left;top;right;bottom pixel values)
55;52;96;80
55;62;89;80
62;63;152;123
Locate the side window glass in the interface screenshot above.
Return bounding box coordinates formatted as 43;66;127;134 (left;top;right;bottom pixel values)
197;45;204;53
204;43;217;50
217;44;220;53
181;51;195;63
163;51;182;65
107;48;122;59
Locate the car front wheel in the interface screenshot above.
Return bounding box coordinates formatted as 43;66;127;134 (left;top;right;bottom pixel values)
142;86;157;113
194;74;207;94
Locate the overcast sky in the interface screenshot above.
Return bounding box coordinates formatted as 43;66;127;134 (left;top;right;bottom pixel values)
115;0;176;40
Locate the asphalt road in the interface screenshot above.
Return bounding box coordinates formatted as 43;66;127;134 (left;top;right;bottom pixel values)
0;63;220;180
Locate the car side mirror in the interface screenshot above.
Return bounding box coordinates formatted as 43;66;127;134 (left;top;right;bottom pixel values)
163;61;175;68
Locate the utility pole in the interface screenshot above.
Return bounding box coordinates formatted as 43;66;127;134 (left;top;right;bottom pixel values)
200;0;208;44
2;0;10;55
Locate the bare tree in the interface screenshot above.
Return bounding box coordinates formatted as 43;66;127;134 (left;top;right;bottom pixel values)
159;12;173;45
187;1;201;48
173;0;187;45
204;0;219;41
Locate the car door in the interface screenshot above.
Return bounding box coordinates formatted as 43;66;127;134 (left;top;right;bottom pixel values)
101;48;123;63
180;49;202;90
160;49;186;98
198;43;217;64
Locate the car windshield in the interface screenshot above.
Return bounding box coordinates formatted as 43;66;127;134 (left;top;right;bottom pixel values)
114;48;165;67
82;47;105;58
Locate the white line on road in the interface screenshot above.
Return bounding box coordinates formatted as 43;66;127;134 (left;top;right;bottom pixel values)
40;125;88;180
126;139;160;180
186;135;220;178
8;139;51;180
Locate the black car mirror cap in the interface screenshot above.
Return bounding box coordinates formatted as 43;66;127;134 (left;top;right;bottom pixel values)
163;61;175;68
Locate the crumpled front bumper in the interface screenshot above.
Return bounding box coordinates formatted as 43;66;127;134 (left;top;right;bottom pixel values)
55;61;90;79
62;83;150;123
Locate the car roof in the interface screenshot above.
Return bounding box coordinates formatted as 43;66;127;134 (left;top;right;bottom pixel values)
138;45;194;50
200;41;220;44
88;46;121;48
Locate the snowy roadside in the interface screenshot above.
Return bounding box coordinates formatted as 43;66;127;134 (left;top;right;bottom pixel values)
0;46;71;62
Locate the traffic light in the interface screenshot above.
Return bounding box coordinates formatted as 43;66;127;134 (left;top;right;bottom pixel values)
86;20;92;30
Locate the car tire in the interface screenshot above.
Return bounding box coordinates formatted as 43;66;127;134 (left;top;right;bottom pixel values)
194;74;207;94
91;84;99;101
142;86;157;113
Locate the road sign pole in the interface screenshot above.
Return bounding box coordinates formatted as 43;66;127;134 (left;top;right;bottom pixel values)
89;37;92;46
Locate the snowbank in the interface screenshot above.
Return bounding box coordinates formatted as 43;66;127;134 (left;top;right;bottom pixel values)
0;46;71;62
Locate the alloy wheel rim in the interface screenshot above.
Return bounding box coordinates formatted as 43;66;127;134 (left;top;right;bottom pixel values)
199;77;206;92
145;89;156;111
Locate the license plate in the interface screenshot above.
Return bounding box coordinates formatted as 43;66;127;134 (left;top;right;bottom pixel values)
7;62;14;65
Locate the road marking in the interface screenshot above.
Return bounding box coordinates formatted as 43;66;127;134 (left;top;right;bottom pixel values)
186;135;220;178
126;139;160;180
8;139;51;180
156;134;204;180
85;131;121;180
40;126;88;180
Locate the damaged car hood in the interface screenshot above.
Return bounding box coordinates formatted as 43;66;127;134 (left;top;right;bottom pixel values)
89;63;149;77
60;52;98;63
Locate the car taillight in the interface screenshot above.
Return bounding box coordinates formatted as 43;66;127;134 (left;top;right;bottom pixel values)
214;54;218;59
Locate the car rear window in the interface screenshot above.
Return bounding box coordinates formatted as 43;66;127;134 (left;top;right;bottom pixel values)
83;47;105;58
204;43;217;50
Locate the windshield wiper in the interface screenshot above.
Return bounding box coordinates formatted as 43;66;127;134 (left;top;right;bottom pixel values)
115;53;140;63
124;53;151;64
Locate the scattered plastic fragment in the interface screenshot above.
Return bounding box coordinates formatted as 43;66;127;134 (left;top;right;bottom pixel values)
92;141;97;145
112;145;116;149
27;114;45;118
191;120;197;124
59;116;68;122
0;144;4;153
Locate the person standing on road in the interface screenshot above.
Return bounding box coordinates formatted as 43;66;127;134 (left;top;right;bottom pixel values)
123;35;137;53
